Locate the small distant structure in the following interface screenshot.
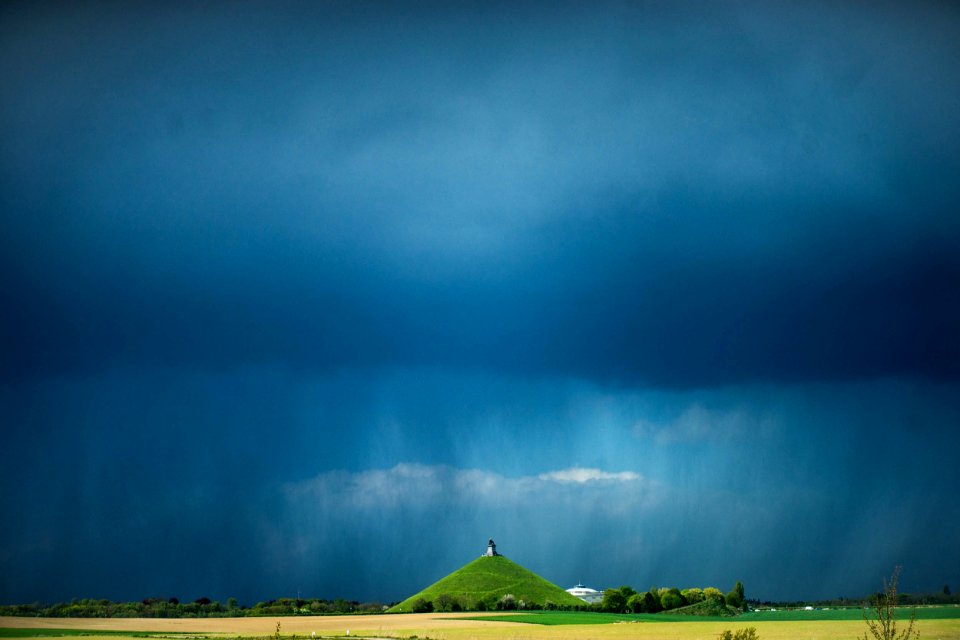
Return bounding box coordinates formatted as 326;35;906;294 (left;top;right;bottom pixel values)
484;539;499;557
566;583;603;604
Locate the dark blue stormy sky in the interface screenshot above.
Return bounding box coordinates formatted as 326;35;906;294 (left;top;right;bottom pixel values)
2;1;959;606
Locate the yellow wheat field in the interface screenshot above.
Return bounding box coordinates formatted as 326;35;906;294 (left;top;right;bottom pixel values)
3;614;960;640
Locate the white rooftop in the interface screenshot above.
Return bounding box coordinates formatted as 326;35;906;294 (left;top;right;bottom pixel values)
566;583;603;603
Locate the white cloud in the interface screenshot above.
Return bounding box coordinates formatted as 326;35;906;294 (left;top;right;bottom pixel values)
538;467;642;484
286;463;653;511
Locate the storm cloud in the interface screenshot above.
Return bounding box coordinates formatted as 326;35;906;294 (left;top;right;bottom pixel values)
1;1;959;606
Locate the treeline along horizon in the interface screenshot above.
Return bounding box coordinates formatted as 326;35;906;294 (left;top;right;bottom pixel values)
0;597;387;618
0;585;956;618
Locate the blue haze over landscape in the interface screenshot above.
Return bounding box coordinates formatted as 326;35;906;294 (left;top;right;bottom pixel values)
1;1;959;606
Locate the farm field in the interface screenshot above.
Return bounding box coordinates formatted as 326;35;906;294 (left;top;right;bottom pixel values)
4;610;960;640
472;607;960;624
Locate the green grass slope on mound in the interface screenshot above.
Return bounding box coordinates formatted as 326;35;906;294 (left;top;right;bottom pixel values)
668;598;740;617
387;555;585;612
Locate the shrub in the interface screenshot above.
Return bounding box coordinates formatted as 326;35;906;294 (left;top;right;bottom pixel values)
719;628;758;640
860;567;919;640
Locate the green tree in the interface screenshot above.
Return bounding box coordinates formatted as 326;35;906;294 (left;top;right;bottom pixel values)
635;590;661;613
411;598;433;613
433;594;454;612
645;590;662;613
727;581;746;610
859;567;919;640
704;587;725;603
601;588;627;613
682;588;705;604
659;590;683;610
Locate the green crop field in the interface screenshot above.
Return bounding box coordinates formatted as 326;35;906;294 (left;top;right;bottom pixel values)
741;606;960;621
468;606;960;625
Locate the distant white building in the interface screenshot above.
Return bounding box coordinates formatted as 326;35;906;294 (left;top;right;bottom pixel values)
566;583;603;604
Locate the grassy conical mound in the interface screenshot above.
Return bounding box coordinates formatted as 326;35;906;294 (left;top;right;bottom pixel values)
388;554;584;612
